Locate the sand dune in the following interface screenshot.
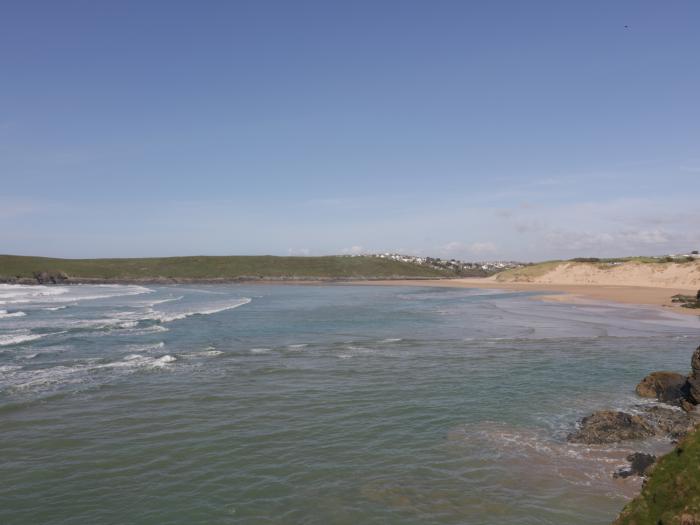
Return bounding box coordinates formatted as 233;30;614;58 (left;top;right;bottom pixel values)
495;260;700;288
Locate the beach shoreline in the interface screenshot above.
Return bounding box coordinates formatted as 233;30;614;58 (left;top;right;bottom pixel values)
3;275;698;315
344;278;700;316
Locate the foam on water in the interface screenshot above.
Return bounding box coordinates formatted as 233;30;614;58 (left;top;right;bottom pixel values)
0;331;49;346
0;310;26;319
125;341;166;352
0;284;68;305
0;283;152;306
145;297;251;323
0;353;178;392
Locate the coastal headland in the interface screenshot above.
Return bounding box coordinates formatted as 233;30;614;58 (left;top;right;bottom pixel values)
0;254;453;283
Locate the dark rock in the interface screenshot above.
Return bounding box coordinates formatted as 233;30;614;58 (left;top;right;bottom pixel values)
567;411;655;444
681;398;696;413
692;345;700;375
32;271;70;285
688;346;700;405
613;452;656;479
635;371;689;406
689;378;700;406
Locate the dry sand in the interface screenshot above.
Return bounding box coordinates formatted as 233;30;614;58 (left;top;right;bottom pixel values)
350;261;700;316
352;278;698;314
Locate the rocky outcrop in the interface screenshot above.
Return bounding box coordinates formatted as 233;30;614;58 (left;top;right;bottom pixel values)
634;345;700;412
640;405;700;441
567;411;655;444
568;405;700;445
32;271;69;284
613;453;656;479
636;371;689;406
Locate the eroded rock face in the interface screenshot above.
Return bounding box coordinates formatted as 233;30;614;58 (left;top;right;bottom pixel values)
567;411;655;444
636;371;689;406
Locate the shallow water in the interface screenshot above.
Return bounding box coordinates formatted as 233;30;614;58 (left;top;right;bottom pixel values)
1;283;698;524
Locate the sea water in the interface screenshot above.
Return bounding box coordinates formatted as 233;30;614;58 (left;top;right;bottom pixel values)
1;283;698;524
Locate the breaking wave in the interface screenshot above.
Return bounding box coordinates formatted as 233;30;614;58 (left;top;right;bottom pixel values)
144;298;252;323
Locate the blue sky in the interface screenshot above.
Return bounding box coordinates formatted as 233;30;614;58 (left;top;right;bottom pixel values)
1;1;699;260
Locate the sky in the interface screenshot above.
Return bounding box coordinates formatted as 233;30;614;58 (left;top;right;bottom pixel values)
1;1;699;261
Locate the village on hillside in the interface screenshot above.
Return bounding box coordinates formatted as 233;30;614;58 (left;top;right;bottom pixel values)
367;252;526;276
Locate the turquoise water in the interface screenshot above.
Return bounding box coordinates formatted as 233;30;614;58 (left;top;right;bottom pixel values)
1;283;699;524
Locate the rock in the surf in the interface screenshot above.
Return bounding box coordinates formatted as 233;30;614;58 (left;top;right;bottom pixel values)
613;452;656;479
635;371;689;406
567;410;655;444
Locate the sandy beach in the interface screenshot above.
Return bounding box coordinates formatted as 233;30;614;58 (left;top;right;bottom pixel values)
350;278;700;315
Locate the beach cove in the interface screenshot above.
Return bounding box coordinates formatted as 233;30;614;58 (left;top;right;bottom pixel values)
1;282;699;524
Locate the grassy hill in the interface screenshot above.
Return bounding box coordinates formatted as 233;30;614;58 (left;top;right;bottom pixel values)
0;254;452;282
613;426;700;524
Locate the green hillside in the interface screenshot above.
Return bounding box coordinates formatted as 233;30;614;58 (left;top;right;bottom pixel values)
0;254;451;282
613;426;700;524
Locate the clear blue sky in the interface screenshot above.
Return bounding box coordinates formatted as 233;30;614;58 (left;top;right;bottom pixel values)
1;1;699;260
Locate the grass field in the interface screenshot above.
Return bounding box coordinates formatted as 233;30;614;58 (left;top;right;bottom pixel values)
0;254;452;281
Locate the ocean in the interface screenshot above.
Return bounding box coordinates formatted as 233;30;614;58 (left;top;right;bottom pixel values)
1;283;698;524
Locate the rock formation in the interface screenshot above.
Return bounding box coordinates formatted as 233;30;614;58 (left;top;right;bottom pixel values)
634;345;700;411
688;345;700;405
568;405;699;445
635;371;689;406
567;411;655;444
613;453;656;479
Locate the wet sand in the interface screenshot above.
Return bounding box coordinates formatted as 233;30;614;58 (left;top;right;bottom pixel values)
348;278;700;315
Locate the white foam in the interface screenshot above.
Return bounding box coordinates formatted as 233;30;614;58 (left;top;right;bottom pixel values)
0;309;26;319
250;348;271;354
1;364;87;390
43;306;68;311
287;344;308;349
0;364;23;373
0;332;46;346
0;351;178;392
126;341;165;352
0;284;152;306
155;355;176;365
147;298;251;323
149;296;184;305
0;284;69;305
379;338;402;343
180;349;224;358
147;325;170;333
